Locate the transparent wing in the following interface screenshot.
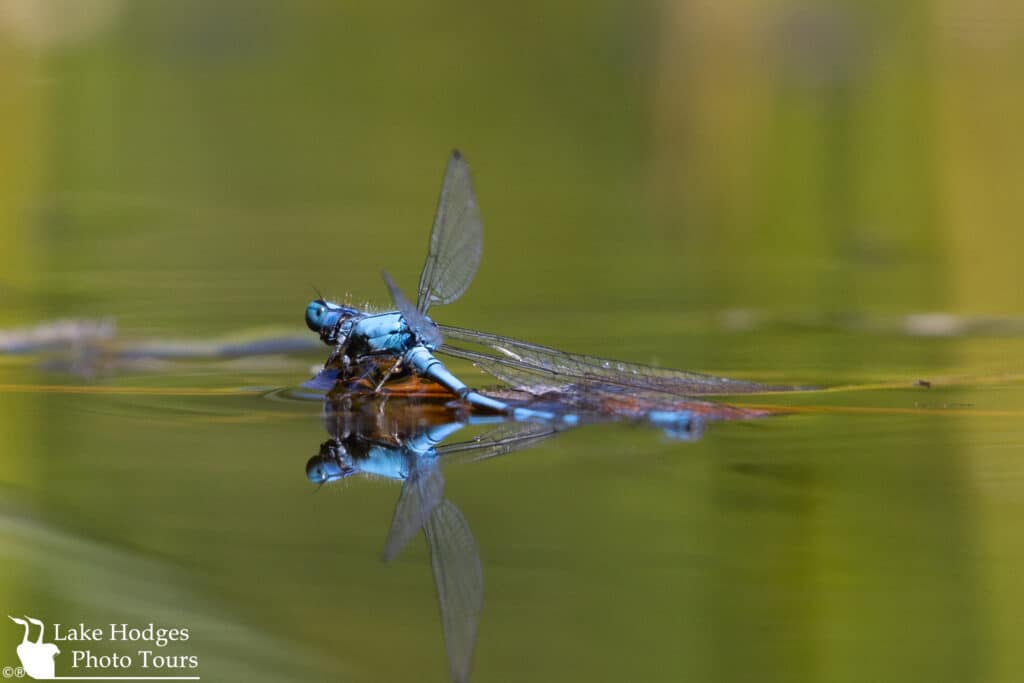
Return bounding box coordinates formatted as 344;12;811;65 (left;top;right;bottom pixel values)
382;455;445;562
439;344;574;395
424;499;483;683
441;344;769;423
382;270;444;348
416;151;483;315
439;325;780;396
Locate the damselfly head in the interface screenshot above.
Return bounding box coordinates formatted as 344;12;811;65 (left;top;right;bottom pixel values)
306;440;358;484
305;298;357;334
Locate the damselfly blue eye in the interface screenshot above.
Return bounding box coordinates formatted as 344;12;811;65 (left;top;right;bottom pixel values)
305;300;327;332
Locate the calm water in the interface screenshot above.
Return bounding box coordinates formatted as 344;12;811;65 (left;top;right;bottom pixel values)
3;1;1024;681
4;333;1023;682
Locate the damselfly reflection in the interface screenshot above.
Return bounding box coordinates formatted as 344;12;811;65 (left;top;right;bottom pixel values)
304;367;773;683
307;393;573;683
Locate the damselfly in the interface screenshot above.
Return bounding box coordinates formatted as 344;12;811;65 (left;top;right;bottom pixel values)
305;151;783;427
308;395;570;683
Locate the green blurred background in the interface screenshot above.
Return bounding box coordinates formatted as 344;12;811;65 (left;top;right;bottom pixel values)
2;1;1023;681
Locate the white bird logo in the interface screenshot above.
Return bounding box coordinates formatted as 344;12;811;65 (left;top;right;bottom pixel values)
9;616;60;680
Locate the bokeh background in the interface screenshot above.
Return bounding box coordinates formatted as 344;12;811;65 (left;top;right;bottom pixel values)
2;1;1023;682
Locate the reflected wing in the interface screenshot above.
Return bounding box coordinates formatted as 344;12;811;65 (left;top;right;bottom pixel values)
382;271;444;348
424;499;483;683
439;420;564;464
440;325;779;396
416;151;483;315
382;455;445;562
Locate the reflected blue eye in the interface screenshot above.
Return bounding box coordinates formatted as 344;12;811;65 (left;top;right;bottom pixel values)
306;453;355;484
306;455;332;483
